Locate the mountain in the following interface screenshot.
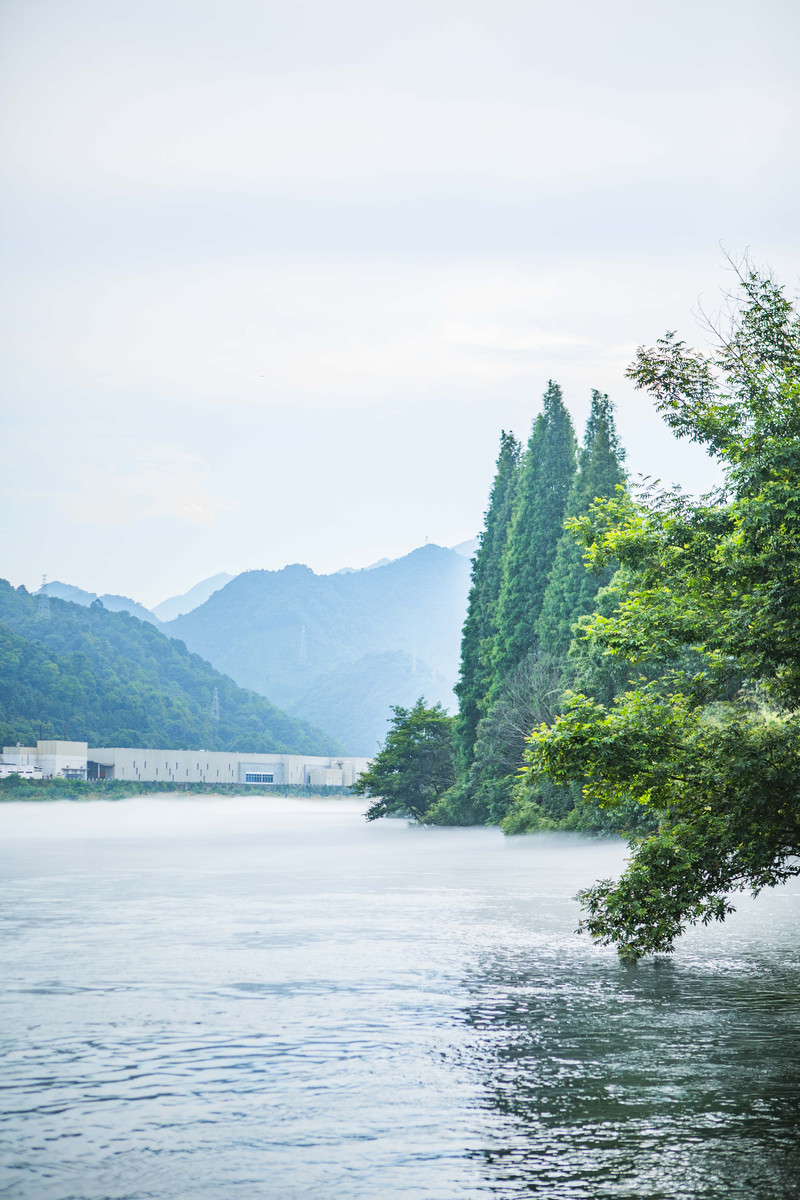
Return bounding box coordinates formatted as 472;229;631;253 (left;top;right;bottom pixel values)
97;593;163;625
39;581;95;606
152;572;235;622
0;579;340;754
287;651;455;754
40;581;162;626
333;557;392;575
334;540;477;575
451;536;479;558
166;544;472;754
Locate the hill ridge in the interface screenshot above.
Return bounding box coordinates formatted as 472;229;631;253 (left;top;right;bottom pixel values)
166;544;472;753
0;580;341;755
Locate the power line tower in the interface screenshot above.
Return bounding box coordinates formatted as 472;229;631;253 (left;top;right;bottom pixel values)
37;574;51;620
211;687;220;722
299;624;307;665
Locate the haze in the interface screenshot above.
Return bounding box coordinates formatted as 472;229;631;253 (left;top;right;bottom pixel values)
2;0;798;607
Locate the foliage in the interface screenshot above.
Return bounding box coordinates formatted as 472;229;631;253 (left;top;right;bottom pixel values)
537;391;627;656
445;652;566;825
502;767;659;838
352;698;456;821
453;431;521;772
0;580;340;754
491;382;577;683
429;387;630;831
0;775;355;801
525;265;800;959
437;385;630;830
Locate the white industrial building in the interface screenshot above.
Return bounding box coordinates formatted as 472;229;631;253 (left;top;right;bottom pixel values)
2;741;87;779
2;741;370;788
0;745;44;780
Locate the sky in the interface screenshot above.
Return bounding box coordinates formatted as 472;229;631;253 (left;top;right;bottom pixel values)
2;0;799;608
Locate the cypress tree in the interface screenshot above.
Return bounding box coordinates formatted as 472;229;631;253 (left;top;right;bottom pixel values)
491;381;577;684
453;431;521;773
536;391;626;656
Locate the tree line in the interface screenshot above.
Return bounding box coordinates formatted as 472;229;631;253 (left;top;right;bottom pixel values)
357;381;633;833
355;264;800;959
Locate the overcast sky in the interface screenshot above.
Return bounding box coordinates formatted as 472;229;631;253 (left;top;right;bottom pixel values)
2;0;799;607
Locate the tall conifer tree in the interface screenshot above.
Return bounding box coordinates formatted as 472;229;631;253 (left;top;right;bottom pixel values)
491;381;576;684
453;431;521;772
537;391;626;655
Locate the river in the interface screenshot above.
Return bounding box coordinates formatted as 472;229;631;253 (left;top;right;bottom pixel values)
1;795;798;1199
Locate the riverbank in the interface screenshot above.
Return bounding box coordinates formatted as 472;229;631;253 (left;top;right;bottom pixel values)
0;776;355;802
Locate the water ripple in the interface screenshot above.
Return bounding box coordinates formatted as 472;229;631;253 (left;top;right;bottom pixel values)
1;799;799;1199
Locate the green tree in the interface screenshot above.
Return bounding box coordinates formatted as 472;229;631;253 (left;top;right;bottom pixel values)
353;698;456;821
440;384;575;825
460;651;566;824
537;391;627;656
524;265;800;960
492;382;576;683
453;431;521;773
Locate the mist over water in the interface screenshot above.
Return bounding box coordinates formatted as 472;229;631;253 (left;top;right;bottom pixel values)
1;797;798;1199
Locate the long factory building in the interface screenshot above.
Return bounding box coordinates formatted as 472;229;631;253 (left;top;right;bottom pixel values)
1;741;371;788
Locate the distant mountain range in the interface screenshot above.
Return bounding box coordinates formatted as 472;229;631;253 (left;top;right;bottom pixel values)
0;579;340;754
166;544;473;754
41;581;163;627
33;539;477;755
450;536;479;558
287;650;454;751
151;572;235;622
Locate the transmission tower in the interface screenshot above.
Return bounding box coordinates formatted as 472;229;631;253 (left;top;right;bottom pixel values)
37;574;51;620
211;687;220;722
299;624;307;665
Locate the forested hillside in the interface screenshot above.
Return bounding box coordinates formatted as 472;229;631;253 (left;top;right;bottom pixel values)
0;580;340;754
167;545;472;754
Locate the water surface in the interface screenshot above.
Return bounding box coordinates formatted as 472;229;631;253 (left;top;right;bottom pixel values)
1;796;799;1199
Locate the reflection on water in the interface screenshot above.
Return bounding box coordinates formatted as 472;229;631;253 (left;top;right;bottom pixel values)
0;797;798;1199
463;950;800;1198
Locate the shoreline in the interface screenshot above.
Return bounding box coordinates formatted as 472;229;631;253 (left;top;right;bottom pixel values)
0;778;355;802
